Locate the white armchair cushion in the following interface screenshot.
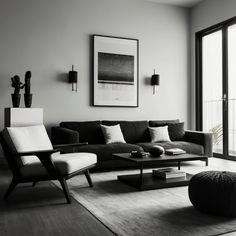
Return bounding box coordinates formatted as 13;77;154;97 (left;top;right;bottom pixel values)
20;152;97;177
7;125;53;165
51;152;97;175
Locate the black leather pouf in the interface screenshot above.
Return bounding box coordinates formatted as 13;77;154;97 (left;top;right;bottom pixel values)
188;171;236;217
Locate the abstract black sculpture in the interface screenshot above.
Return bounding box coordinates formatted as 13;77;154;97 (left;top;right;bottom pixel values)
11;75;24;107
23;71;32;107
10;71;32;108
149;146;164;157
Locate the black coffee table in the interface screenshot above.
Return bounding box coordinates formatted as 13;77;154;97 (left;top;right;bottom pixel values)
113;153;208;190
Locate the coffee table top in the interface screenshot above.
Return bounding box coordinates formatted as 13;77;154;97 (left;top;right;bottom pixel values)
113;153;207;164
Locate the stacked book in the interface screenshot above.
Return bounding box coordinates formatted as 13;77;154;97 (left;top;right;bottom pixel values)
165;148;186;155
152;167;186;179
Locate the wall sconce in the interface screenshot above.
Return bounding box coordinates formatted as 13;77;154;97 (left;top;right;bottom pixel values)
69;65;78;92
151;69;160;95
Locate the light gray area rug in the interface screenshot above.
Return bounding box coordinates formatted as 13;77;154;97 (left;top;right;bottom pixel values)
54;159;236;236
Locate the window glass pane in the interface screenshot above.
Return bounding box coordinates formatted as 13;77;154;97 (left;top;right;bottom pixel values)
202;30;223;154
228;24;236;156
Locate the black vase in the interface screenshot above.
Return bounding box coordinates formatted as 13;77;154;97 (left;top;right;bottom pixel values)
24;94;32;108
11;94;21;107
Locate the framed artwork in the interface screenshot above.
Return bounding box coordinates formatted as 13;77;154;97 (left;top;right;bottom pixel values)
93;35;139;107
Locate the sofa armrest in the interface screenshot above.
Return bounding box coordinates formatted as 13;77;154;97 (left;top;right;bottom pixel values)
183;130;213;157
51;127;79;145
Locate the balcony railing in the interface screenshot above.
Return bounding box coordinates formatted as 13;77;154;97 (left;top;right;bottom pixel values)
203;98;236;155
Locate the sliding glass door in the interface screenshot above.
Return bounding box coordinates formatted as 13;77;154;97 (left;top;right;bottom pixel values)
196;17;236;159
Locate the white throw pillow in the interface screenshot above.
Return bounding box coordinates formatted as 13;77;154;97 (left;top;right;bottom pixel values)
7;125;53;165
100;124;126;144
149;126;171;142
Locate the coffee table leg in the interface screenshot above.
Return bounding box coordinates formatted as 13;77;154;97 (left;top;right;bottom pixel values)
205;158;208;166
139;163;143;190
178;161;181;170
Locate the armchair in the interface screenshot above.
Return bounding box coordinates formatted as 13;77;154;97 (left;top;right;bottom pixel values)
0;125;97;204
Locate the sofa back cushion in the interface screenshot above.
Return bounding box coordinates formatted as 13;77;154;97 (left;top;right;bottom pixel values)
149;119;180;127
168;122;185;141
102;120;149;143
60;121;105;144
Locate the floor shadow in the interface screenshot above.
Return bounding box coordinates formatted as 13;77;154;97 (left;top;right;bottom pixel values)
0;182;69;211
93;180;137;194
68;179;137;195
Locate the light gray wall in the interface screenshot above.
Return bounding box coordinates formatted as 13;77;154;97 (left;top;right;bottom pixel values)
0;0;190;132
190;0;236;128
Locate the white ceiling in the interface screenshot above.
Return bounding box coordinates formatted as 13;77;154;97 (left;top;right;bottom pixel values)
143;0;204;8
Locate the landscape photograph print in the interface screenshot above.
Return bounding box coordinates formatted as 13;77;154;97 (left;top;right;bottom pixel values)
93;35;138;107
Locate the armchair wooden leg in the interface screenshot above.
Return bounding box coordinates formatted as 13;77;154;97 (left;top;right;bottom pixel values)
84;169;93;187
32;182;37;187
59;178;71;204
4;178;18;200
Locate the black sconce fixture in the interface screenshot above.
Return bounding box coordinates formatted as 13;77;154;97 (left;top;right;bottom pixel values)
69;65;78;92
151;69;160;95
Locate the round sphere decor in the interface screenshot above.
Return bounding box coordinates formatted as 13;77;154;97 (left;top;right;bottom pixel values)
189;171;236;217
149;145;164;157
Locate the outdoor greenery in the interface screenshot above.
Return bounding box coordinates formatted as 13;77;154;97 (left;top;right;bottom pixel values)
210;124;223;146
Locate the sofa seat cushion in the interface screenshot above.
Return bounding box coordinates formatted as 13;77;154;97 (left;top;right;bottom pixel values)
72;143;143;161
136;141;204;155
20;152;97;177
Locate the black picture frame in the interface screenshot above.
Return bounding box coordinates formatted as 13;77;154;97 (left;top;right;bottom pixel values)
93;35;139;107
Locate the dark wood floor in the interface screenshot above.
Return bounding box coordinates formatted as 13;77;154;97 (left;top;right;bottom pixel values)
0;166;115;236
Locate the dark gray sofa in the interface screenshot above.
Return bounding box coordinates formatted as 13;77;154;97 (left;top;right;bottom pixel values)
51;119;212;169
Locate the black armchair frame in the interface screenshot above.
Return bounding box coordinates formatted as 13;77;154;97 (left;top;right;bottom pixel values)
0;131;94;204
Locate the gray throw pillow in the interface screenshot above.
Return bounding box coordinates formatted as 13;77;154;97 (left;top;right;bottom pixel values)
100;124;126;144
149;126;171;143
